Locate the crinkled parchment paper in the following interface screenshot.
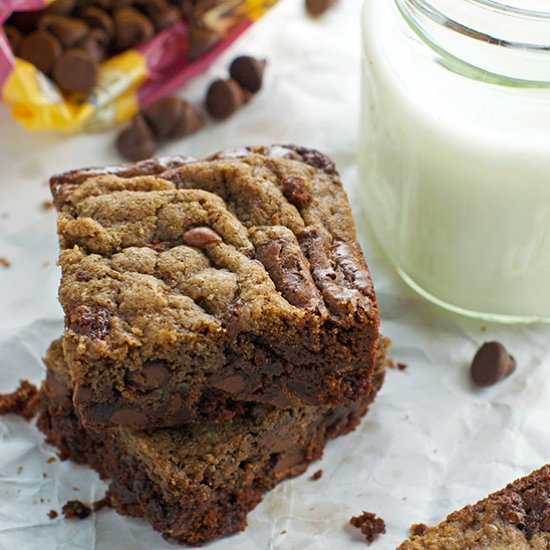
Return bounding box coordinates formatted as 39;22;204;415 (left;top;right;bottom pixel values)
1;1;550;548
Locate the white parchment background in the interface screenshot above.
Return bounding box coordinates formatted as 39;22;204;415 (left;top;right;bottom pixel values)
1;1;550;548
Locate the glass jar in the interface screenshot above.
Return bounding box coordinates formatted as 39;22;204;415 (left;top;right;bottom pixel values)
360;0;550;323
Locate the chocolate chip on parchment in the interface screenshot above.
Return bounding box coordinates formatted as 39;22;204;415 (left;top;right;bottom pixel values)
169;100;203;138
116;114;158;161
18;30;62;75
229;56;267;94
182;226;222;247
470;341;516;387
205;78;245;120
306;0;338;17
53;48;99;93
143;96;184;138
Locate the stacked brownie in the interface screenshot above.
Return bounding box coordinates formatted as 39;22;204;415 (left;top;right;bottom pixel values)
39;145;385;545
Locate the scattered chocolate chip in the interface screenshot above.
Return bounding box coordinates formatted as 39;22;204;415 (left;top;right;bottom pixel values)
410;523;428;536
4;25;22;53
169;101;203;138
62;500;91;520
182;226;223;247
18;31;62;75
350;511;386;544
66;303;111;340
143;96;183;138
53;48;99;93
113;7;154;51
470;341;516;387
126;361;170;392
306;0;338;17
75;28;109;62
116;114;158;161
144;0;182;31
0;257;11;268
206;78;245;120
311;469;323;481
229;55;267;94
281;176;313;209
39;14;89;49
45;0;76;15
47;509;59;520
0;380;39;421
187;23;220;60
79;6;115;41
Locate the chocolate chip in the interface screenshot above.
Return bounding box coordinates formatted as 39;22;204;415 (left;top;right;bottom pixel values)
210;374;245;394
471;341;516;387
75;28;109;63
39;14;89;49
126;361;170;392
7;11;42;33
205;79;245;120
142;96;183;138
109;408;148;425
45;0;76;15
113;7;154;51
306;0;338;17
144;0;182;31
116;114;158;161
53;49;99;93
79;6;115;41
169;101;203;138
187;23;220;60
67;303;111;339
4;26;22;53
281;176;313;209
229;56;267;94
18;31;62;75
182;226;222;247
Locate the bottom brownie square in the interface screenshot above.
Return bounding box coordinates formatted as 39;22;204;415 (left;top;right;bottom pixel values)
38;338;388;546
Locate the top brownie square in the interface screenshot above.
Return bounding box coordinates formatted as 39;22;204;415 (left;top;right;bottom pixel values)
50;145;379;429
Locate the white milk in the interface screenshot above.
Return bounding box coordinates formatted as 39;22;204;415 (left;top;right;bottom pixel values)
360;0;550;321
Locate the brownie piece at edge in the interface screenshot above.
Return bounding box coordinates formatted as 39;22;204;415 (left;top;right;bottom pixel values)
398;465;550;549
37;337;387;546
51;145;379;429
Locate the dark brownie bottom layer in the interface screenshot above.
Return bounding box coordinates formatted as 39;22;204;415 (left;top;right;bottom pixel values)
38;338;387;546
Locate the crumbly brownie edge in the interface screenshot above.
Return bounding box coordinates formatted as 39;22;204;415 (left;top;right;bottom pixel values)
398;465;550;549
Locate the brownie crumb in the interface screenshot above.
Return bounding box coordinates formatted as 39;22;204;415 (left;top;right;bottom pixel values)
311;469;323;481
62;500;92;520
47;509;58;520
46;456;57;464
397;362;408;371
42;472;48;478
93;496;110;512
16;466;23;474
41;200;54;211
410;523;428;536
0;257;11;268
0;380;39;420
350;511;386;544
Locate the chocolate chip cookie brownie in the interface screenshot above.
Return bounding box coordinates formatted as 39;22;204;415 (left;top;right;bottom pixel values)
51;146;379;429
398;465;550;549
38;336;388;546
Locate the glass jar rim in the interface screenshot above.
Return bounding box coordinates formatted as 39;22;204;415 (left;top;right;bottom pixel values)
397;0;550;85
